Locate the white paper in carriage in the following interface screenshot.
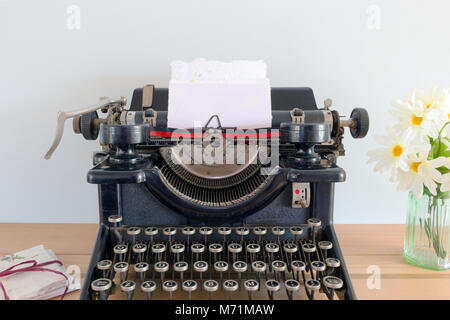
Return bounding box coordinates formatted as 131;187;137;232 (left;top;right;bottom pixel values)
0;245;80;300
168;59;272;129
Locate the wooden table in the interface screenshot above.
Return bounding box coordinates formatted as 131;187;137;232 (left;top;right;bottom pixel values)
0;224;448;300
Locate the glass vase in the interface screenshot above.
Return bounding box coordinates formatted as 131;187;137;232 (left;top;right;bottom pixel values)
404;191;450;270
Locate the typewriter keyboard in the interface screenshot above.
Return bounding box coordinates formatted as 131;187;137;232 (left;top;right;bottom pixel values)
90;218;344;300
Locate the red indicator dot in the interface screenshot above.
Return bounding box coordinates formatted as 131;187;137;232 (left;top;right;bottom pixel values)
295;189;300;194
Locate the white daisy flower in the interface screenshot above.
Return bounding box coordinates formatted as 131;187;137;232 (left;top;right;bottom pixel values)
396;150;447;198
367;127;414;180
391;90;439;141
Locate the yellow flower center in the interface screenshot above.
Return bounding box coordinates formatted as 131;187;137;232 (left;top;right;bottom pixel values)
447;113;450;119
410;161;421;173
426;103;432;109
392;145;403;157
411;114;424;126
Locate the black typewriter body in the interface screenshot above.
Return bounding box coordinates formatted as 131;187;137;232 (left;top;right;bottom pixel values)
50;87;367;301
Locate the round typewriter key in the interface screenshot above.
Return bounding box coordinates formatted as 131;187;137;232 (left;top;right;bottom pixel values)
272;260;287;282
108;215;122;224
91;278;112;300
113;244;128;261
127;227;141;244
283;243;298;253
208;243;223;265
318;241;333;259
265;280;280;300
323;276;343;290
244;279;259;300
203;279;219;300
151;243;166;261
218;226;231;235
120;280;136;300
182;227;195;252
171;243;185;262
326;257;341;271
191;243;205;261
251;261;266;290
265;242;279;271
233;261;248;289
307;218;321;244
132;243;147;262
194;261;208;288
163;227;176;243
213;260;228;283
284;279;300;300
305;279;321;300
291;260;306;281
114;261;129;283
246;243;261;254
134;262;149;281
228;243;242;264
163;280;178;300
199;227;213;244
289;226;304;241
223;279;239;300
272;226;285;243
154;261;169;288
96;259;112;278
182;280;198;300
311;260;326;272
253;226;267;236
236;227;249;244
144;227;158;244
174;261;188;283
141;280;156;300
302;243;316;253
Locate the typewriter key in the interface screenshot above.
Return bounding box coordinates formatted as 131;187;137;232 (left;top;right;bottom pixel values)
291;260;306;281
127;227;141;244
305;279;321;300
163;227;177;244
223;279;239;300
199;227;213;244
214;261;229;283
265;280;280;300
170;243;185;262
265;243;279;272
325;257;340;268
132;243;147;262
120;280;136;300
311;260;326;280
108;215;123;243
289;226;304;242
96;259;112;279
307;218;321;244
302;243;316;273
208;243;223;264
236;227;249;244
272;260;287;282
134;262;149;281
246;243;261;264
272;226;285;243
191;243;205;262
251;261;267;290
182;280;198;300
283;243;298;270
140;280;156;300
193;261;208;289
244;279;259;300
323;276;343;300
228;243;242;265
113;244;128;262
154;261;169;290
113;262;129;283
318;241;333;259
232;261;248;289
91;278;112;300
151;243;166;262
203;279;219;300
144;227;158;244
218;227;231;246
284;279;300;300
182;227;195;252
163;280;178;300
174;261;188;284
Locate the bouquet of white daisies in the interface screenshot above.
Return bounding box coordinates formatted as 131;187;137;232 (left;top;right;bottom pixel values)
368;88;450;199
368;88;450;259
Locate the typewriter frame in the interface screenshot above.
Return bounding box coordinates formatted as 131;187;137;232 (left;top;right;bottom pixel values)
80;87;357;300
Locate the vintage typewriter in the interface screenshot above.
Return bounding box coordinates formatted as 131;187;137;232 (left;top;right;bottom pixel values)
45;85;369;300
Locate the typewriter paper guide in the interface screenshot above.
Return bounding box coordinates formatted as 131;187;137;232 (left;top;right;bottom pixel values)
167;59;272;129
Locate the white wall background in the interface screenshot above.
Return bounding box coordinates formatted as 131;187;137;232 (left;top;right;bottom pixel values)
1;0;449;223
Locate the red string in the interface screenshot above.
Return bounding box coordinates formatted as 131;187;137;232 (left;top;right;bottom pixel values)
0;260;69;300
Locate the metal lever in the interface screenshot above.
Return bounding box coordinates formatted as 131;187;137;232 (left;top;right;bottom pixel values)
44;97;126;160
